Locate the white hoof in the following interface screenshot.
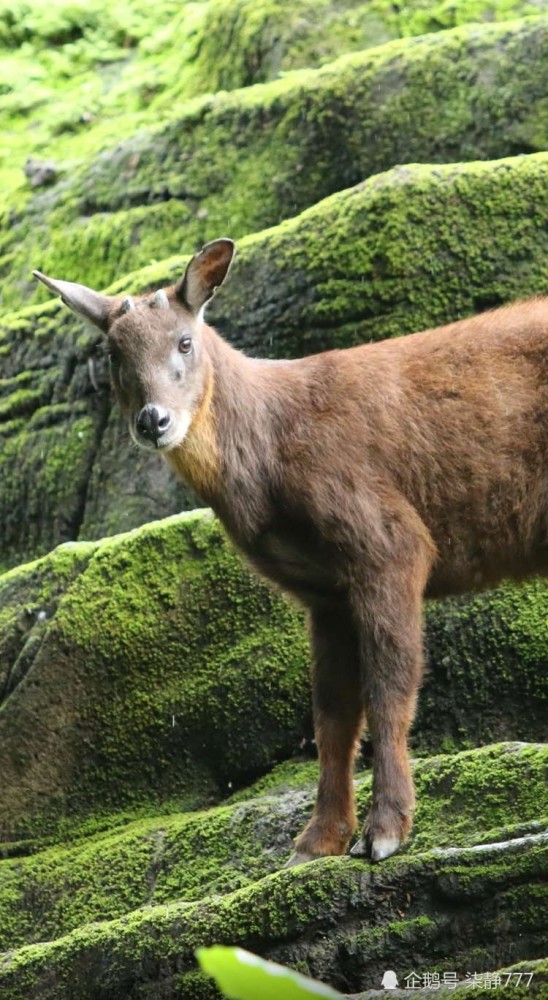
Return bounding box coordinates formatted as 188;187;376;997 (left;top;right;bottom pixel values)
285;850;316;868
371;836;400;862
349;836;368;857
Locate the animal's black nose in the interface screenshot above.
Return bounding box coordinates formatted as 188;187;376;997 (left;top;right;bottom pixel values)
136;404;172;443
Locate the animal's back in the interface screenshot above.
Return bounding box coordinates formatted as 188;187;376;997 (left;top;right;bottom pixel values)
358;299;548;594
272;298;548;599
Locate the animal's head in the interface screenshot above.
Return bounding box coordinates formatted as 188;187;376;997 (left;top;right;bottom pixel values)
33;239;235;452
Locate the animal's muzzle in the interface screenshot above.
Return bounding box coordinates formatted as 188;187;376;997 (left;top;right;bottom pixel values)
136;404;172;445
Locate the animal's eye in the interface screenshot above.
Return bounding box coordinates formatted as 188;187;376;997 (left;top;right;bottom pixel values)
178;335;192;355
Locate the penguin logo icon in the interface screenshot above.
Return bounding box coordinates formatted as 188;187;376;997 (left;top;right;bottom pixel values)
381;970;399;990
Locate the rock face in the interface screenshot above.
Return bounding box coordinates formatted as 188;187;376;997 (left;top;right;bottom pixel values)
23;158;58;188
4;15;548;312
0;741;546;998
1;1;547;998
0;511;309;839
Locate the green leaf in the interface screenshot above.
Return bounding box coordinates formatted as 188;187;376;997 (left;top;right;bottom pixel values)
196;945;343;1000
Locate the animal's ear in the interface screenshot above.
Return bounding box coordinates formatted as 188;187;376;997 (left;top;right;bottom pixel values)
176;239;235;315
32;271;114;332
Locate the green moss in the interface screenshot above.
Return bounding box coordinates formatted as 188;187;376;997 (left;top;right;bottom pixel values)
2;0;545;218
0;510;310;840
227;757;320;802
0;831;545;999
0;414;101;568
2;15;547;312
0;736;545;951
2;153;547;559
1;7;546;993
190;0;548;96
209;153;548;356
405;743;548;852
0;298;112;567
418;581;548;750
0;539;96;699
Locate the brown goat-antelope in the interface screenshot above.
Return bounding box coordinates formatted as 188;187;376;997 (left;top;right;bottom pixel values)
34;240;548;864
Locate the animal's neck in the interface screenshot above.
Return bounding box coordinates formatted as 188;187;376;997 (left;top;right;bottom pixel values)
166;326;277;532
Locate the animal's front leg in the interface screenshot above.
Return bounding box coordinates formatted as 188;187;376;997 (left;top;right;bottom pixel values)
350;556;428;862
287;604;364;865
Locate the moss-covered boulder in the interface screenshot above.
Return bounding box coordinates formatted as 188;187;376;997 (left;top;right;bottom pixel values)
0;508;546;842
0;743;546;998
190;0;548;95
3;14;547;312
0;510;309;840
2;0;545;221
2;153;547;566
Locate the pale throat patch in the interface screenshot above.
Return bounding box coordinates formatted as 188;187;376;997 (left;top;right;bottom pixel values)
172;410;193;445
165;372;220;497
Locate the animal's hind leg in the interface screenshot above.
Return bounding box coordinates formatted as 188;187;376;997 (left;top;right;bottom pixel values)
288;604;364;864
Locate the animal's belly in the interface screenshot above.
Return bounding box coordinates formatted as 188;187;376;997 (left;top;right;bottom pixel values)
249;529;339;601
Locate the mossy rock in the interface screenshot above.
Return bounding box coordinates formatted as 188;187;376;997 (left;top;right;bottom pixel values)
2;14;548;313
0;508;546;842
0;510;310;841
1;153;548;564
0;743;546;998
0;743;546;953
171;0;548;97
1;0;545;216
